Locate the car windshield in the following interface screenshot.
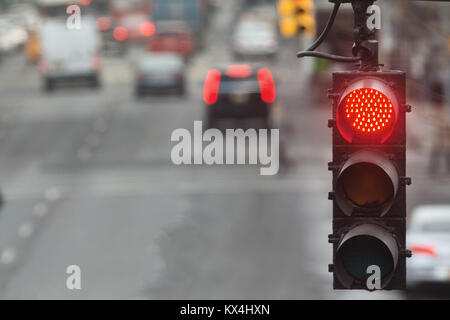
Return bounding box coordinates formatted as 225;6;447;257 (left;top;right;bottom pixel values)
139;56;182;70
236;22;273;37
420;220;450;233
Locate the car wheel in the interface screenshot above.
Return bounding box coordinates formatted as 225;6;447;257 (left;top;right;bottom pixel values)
135;88;145;98
206;112;218;130
91;75;101;89
178;84;186;96
261;116;271;129
44;79;55;92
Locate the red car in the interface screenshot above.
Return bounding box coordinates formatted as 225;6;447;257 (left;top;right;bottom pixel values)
148;21;195;59
115;13;155;42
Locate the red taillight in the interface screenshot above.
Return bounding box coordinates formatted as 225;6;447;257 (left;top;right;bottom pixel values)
140;22;155;37
257;68;276;103
137;72;145;80
91;56;102;70
38;59;51;73
96;17;111;31
203;69;221;104
411;245;437;257
173;72;182;80
113;27;129;41
226;64;252;78
336;79;399;143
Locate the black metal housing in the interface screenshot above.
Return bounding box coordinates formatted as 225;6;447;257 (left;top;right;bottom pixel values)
329;70;408;290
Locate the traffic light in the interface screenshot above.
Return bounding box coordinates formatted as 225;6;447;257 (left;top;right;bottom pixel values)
295;0;315;36
278;0;298;38
328;71;412;290
277;0;315;38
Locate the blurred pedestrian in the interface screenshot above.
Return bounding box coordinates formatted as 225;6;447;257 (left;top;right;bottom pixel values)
24;30;40;63
427;81;450;176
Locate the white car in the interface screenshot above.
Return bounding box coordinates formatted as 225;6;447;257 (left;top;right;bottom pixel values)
407;205;450;288
9;4;42;31
232;19;278;60
0;17;28;54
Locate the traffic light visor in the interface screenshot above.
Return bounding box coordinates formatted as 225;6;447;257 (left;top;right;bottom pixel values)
335;151;399;217
342;163;393;208
336;79;399;143
335;224;399;289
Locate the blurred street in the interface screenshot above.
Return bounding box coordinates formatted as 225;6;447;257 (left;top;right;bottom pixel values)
0;0;448;300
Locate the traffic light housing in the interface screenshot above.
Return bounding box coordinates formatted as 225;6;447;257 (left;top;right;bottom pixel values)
328;70;411;290
295;0;315;36
277;0;315;38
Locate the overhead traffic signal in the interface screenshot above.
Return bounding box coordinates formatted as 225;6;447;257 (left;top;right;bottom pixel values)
328;71;412;290
295;0;315;36
277;0;315;38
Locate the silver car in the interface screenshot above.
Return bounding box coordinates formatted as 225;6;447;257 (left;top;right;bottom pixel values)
232;20;279;60
135;53;186;97
407;205;450;287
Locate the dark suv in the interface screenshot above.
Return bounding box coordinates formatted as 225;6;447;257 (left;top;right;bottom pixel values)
203;65;276;129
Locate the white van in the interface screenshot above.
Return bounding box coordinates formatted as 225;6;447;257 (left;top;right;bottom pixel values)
39;18;102;91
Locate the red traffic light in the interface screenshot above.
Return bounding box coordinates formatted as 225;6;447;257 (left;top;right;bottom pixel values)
336;78;399;143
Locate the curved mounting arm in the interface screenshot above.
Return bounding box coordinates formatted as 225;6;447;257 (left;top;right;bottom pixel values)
296;51;360;63
296;0;360;64
297;0;380;70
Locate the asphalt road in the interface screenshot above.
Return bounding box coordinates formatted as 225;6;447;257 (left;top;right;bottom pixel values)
0;1;448;300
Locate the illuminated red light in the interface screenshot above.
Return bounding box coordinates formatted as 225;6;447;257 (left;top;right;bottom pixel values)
96;17;111;31
226;64;252;78
78;0;92;5
337;80;399;143
342;88;394;134
113;27;129;41
203;70;221;104
257;68;276;103
90;56;102;70
140;22;155;37
411;245;437;257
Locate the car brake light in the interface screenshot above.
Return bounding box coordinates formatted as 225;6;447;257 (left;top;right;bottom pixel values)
114;26;128;41
140;22;155;37
226;64;252;78
38;59;51;73
91;56;102;70
411;245;437;257
203;69;221;104
96;17;111;31
257;68;276;103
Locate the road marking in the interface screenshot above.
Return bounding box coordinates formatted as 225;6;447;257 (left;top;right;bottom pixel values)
45;186;62;202
1;247;16;265
85;133;101;147
77;147;92;162
18;222;34;239
93;118;108;133
33;202;48;218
